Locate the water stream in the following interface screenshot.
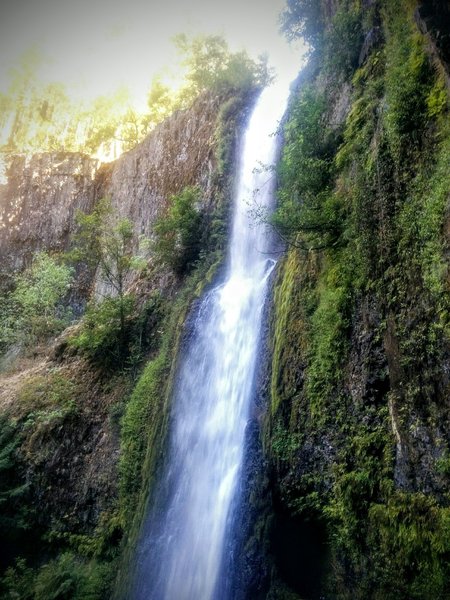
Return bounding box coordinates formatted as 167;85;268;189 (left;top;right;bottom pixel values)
133;79;292;600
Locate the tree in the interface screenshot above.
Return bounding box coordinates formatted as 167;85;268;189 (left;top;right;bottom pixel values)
144;77;176;130
69;199;147;365
0;252;73;352
153;186;203;275
173;34;272;106
71;198;145;299
0;50;85;155
280;0;324;47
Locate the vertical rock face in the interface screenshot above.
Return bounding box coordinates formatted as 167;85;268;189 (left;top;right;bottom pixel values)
0;153;97;275
97;94;222;242
416;1;450;81
0;93;226;295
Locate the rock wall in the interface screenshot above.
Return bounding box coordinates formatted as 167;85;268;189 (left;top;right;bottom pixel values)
98;94;220;233
262;1;450;598
0;153;97;275
0;93;227;295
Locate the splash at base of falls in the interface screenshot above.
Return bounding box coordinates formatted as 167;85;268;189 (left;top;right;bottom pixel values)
132;78;294;600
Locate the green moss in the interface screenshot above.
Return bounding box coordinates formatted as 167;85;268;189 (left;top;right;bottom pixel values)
270;249;306;417
367;494;450;599
266;0;450;597
426;77;448;118
305;252;352;420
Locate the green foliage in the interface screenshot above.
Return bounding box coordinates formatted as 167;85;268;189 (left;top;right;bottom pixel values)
145;77;176;126
1;554;113;600
426;77;448;118
270;421;300;464
273;86;344;249
324;6;363;77
305;255;352;417
367;494;450;599
280;0;324;46
279;87;331;198
382;7;435;165
0;416;28;534
173;34;271;105
269;248;307;417
70;296;135;366
70;293;163;370
398;125;450;304
70;198;146;296
69;198;153;368
48;509;123;562
436;453;450;477
153;186;203;274
119;353;167;517
0;252;73;352
1;558;35;600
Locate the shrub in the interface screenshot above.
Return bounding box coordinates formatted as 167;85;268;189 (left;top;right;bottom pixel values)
70;296;135;367
272;86;342;248
70;293;163;371
153;186;203;274
0;253;73;352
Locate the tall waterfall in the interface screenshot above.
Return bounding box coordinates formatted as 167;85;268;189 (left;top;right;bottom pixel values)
133;78;292;600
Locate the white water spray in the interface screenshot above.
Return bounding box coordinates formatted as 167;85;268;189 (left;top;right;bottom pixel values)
133;78;293;600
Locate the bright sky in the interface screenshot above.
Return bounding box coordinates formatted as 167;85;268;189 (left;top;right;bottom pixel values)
0;0;304;110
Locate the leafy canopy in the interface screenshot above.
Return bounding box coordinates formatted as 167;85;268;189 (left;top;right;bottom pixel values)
174;34;271;104
1;35;270;159
280;0;324;46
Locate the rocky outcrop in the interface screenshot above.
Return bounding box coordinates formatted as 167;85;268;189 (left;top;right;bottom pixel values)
0;153;97;276
0;93;231;298
97;94;221;235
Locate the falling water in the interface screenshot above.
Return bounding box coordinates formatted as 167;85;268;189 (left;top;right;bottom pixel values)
133;78;292;600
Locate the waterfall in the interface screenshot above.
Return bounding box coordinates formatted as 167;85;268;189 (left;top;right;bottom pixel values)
133;78;292;600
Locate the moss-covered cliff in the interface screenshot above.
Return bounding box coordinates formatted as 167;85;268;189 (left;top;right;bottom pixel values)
264;1;450;598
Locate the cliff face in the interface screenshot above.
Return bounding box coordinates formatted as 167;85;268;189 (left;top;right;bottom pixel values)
0;93;227;298
98;93;220;230
0;153;97;276
263;1;450;598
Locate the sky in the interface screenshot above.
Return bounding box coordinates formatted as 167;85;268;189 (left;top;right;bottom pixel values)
0;0;304;109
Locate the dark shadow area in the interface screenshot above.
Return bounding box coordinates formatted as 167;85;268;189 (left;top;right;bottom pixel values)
271;509;329;600
417;0;450;71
